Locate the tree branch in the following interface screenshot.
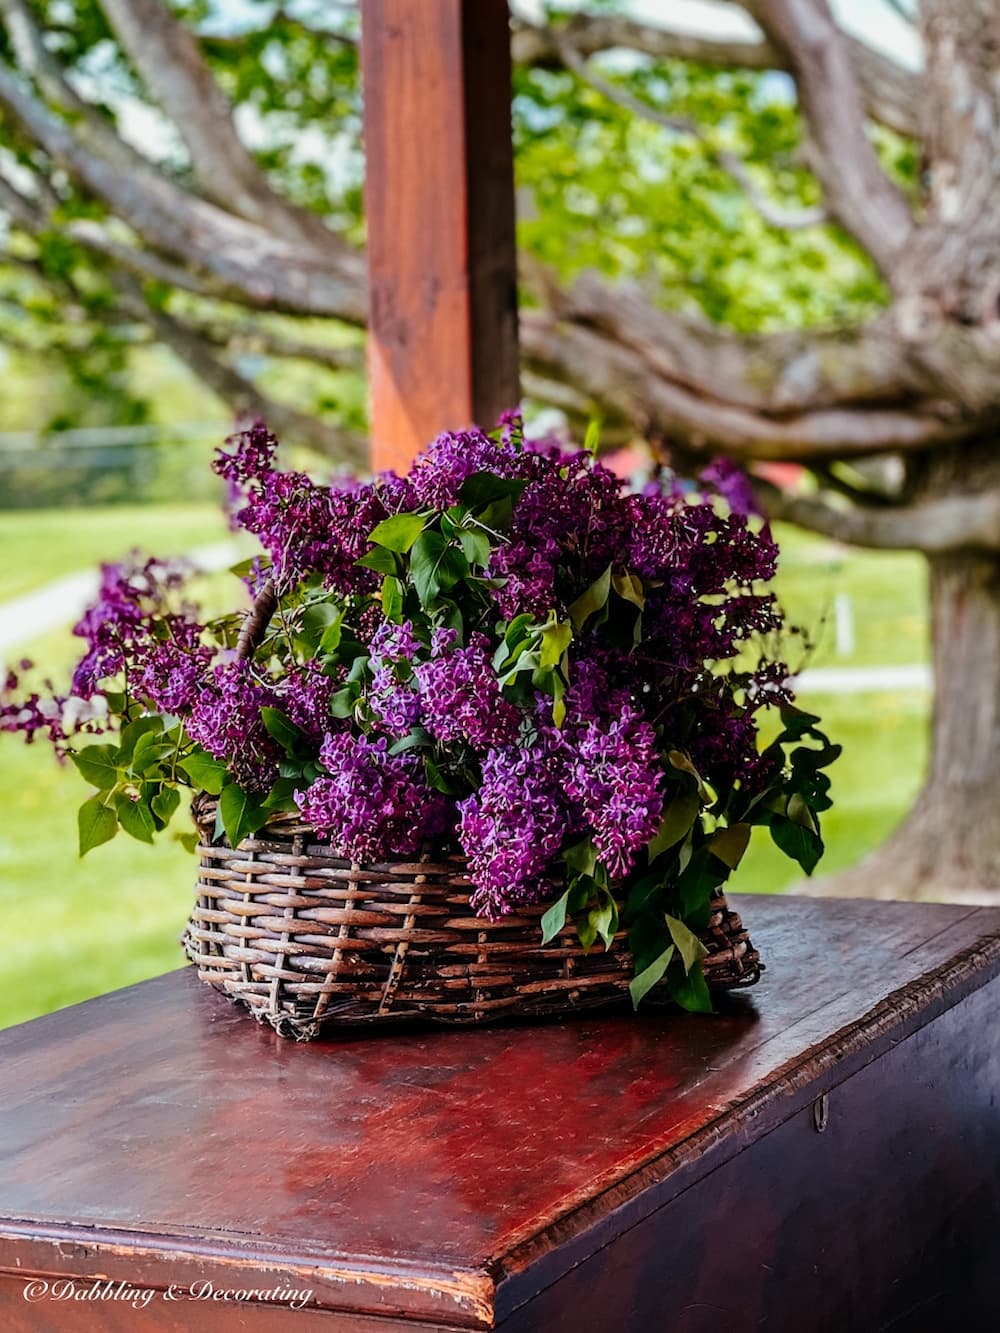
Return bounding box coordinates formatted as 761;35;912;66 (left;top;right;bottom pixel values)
0;0;155;175
753;477;1000;552
520;311;965;462
512;13;920;138
97;0;335;250
185;319;366;373
525;265;929;414
748;0;914;283
0;61;368;323
112;275;366;465
550;36;827;231
0;170;40;228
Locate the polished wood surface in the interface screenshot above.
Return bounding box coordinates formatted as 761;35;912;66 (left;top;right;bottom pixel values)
1;896;998;1330
360;0;520;472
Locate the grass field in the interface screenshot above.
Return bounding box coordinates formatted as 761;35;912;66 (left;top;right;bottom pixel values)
0;505;931;1029
0;503;230;603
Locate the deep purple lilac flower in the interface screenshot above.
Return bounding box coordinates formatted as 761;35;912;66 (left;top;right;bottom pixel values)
457;732;574;918
296;731;447;861
186;662;282;794
564;706;664;881
414;630;519;748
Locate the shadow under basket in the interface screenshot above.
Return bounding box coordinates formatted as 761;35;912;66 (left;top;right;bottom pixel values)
182;793;763;1039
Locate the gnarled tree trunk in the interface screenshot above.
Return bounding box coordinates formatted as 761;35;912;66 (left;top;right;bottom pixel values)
811;547;1000;902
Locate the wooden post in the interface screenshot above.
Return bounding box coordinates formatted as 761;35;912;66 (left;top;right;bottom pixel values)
360;0;520;473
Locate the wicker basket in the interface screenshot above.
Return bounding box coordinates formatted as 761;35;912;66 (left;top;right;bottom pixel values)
182;794;762;1039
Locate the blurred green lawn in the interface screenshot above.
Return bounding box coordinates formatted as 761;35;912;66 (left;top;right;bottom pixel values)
0;503;229;602
0;508;930;1028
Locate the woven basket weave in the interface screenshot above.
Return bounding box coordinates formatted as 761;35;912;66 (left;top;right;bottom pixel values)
182;794;762;1039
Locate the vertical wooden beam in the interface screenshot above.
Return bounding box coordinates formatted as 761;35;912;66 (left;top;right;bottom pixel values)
361;0;520;473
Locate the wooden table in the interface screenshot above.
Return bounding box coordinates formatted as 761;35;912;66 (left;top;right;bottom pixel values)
1;895;998;1332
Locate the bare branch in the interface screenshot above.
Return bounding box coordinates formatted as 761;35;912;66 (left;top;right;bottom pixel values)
748;0;914;282
187;319;366;374
112;275;366;465
520;311;965;462
550;36;826;231
525;266;929;414
512;14;920;138
0;61;368;323
0;0;149;174
0;170;40;227
98;0;334;249
753;477;1000;552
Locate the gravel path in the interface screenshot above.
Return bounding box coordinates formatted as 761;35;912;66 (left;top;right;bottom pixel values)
0;542;238;661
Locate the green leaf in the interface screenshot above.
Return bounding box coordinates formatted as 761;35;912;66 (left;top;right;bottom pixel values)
388;727;431;754
568;565;612;631
707;822;751;870
665;914;709;975
791;742;842;774
129;731;174;775
458;472;528;511
424;755;460;795
70;744;121;791
612;570;645;610
262;776;300;812
583;417;602;458
177;830;199;854
368;511;428;552
229;556;267;579
590;894;618;950
786;792;818;833
629;944;675;1010
777;704;823;742
408;531;469;603
381;574;404;622
300;603;341;654
78;795;117;856
562;838;597;877
260;706;307;757
541;890;570;944
329;686;359;719
219;782;268;850
668;750;712;803
115;791;156;844
771;816;824;875
458;527;492;568
356;545;401;575
669;961;713;1014
648;790;700;862
118;715;163;763
151;785;181;826
539;618;572;670
179;749;229;795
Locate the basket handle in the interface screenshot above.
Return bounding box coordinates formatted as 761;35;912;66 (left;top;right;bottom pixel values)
236;578;278;661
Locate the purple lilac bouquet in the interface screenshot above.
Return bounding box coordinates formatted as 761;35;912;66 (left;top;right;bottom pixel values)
1;417;837;1010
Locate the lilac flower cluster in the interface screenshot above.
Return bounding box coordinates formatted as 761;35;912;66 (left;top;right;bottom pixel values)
296;731;447;862
414;630;519;748
216;422;394;595
454;663;665;917
186;662;283;794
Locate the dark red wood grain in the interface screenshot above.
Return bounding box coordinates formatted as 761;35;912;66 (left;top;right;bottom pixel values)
361;0;520;473
0;896;998;1330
